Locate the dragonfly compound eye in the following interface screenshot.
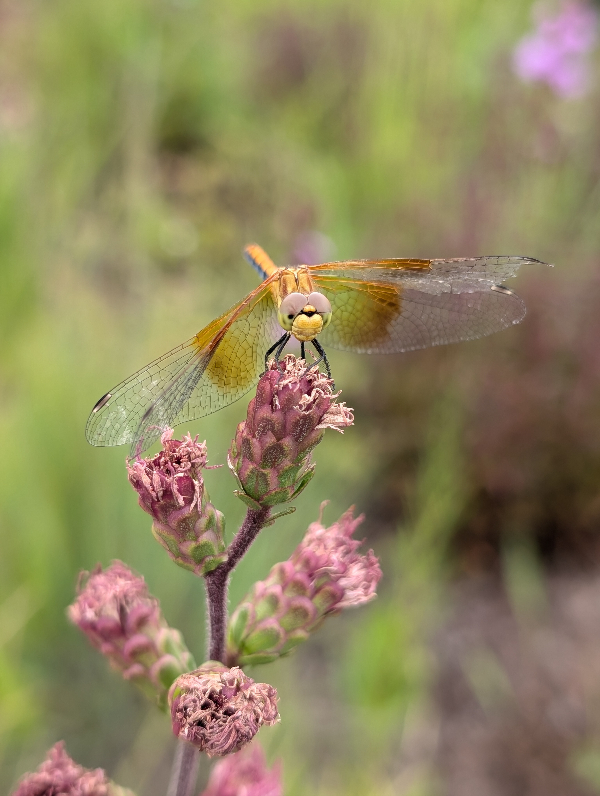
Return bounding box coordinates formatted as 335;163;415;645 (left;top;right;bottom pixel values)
278;292;308;331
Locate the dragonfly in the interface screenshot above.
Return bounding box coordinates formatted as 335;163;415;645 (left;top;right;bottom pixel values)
86;243;548;455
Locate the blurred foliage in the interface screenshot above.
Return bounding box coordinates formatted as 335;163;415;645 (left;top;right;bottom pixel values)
2;0;600;793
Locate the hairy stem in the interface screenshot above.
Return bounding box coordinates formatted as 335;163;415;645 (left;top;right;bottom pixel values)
167;740;199;796
167;507;270;796
204;506;271;662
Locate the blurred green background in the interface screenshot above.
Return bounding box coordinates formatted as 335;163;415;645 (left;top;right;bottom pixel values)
3;0;600;793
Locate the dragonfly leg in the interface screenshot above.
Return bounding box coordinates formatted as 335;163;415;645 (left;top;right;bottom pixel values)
274;332;291;370
264;333;289;373
311;339;334;387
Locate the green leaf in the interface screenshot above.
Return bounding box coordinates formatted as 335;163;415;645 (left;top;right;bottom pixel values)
239;652;280;666
228;605;250;648
261;487;292;507
233;490;263;510
290;466;316;500
242;624;284;654
262;506;296;527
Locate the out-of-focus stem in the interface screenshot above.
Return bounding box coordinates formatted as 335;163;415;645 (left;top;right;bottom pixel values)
204;507;271;662
167;740;198;796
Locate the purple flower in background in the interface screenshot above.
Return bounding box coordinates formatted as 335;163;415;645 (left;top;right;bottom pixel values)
201;744;282;796
513;1;598;98
293;230;335;265
11;742;133;796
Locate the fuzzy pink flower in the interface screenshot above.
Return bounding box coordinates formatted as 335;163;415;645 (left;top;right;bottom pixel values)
169;663;279;757
295;505;381;608
68;561;195;707
11;742;133;796
201;744;282;796
228;505;381;665
513;1;598;98
228;356;353;509
127;429;226;576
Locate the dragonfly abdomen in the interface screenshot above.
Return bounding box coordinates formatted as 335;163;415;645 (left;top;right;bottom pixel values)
244;244;279;281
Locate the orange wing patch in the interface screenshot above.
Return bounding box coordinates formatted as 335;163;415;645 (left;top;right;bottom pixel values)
205;323;263;391
310;258;431;272
313;275;402;351
196;280;279;392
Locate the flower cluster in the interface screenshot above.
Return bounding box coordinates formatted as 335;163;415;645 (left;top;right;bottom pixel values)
228;356;354;509
169;663;279;757
127;429;226;576
201;744;282;796
11;742;133;796
513;1;598;98
68;561;195;708
228;506;381;665
63;349;379;790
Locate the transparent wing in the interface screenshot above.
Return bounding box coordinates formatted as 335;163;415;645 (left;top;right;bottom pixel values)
85;279;280;454
173;288;281;424
309;254;545;354
309;255;546;286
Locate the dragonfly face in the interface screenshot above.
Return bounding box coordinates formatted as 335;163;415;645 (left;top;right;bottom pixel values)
276;289;332;341
86;243;550;455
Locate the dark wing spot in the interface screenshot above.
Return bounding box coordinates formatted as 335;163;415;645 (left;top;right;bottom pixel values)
92;392;112;413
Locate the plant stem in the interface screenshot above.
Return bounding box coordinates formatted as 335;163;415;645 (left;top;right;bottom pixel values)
167;740;199;796
167;507;270;796
204;506;271;662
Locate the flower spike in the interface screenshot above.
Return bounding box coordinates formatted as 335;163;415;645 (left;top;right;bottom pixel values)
228;505;381;665
127;429;226;576
228;356;353;509
68;561;195;708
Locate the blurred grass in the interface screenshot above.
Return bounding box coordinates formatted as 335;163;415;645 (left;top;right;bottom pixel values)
2;0;600;793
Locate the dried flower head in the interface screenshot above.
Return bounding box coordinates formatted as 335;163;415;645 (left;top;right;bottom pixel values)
228;356;353;509
68;561;195;708
127;429;226;576
169;663;279;757
228;505;381;665
11;742;133;796
201;744;282;796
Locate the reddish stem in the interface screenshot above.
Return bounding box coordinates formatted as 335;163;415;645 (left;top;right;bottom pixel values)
204;506;271;662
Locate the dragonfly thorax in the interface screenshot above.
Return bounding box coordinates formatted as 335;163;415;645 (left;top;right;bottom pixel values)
277;290;332;341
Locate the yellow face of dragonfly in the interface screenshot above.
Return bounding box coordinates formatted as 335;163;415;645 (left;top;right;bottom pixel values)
86;242;547;455
272;267;333;342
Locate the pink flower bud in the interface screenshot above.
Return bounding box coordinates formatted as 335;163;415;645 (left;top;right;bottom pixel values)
201;744;282;796
169;663;279;757
11;742;133;796
127;429;226;576
68;561;195;708
228;506;381;665
228;357;353;509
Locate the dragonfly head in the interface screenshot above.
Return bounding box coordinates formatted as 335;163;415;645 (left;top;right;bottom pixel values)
278;291;332;342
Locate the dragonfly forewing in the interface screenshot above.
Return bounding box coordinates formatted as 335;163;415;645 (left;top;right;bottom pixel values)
85;280;280;454
311;255;540;354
